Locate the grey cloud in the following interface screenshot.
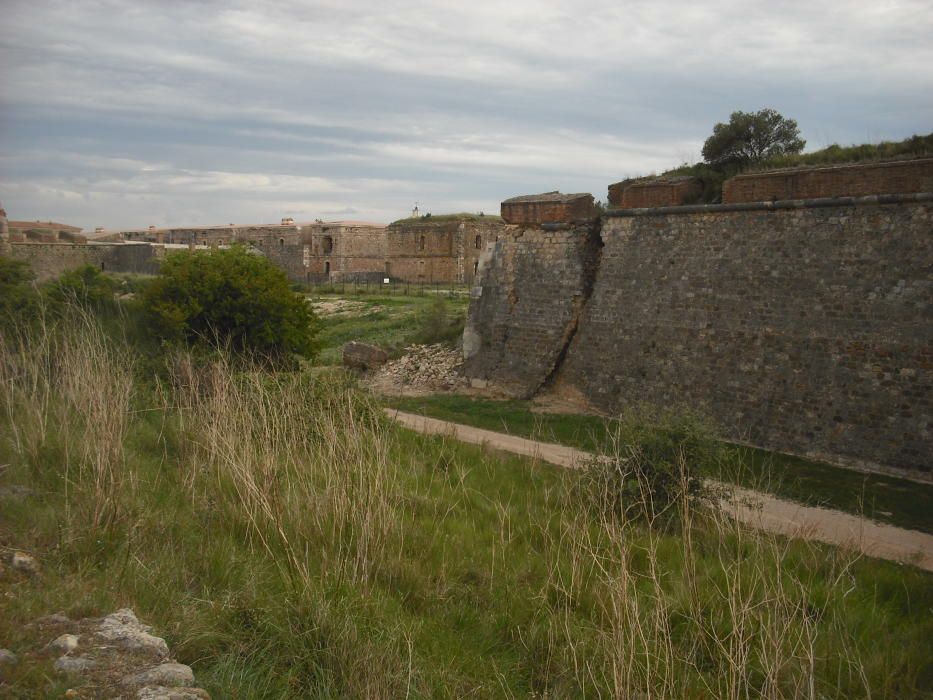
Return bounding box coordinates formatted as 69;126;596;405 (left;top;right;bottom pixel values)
1;0;930;229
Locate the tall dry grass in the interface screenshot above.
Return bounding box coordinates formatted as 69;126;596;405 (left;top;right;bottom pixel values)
541;426;870;699
165;352;401;592
0;307;134;533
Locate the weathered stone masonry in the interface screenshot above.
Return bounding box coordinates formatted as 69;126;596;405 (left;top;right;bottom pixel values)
463;221;602;396
466;193;933;477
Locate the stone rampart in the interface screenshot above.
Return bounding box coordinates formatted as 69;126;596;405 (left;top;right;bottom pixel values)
723;158;933;203
463;221;602;397
465;194;932;476
9;242;158;281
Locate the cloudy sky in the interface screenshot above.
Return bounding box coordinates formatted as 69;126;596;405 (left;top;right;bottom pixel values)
1;0;931;229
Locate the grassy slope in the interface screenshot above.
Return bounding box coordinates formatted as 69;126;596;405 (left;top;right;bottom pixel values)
3;390;932;698
311;292;469;365
387;394;933;535
2;298;931;697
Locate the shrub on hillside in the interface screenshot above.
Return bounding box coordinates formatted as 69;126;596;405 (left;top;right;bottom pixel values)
142;246;319;361
45;264;119;311
579;406;722;525
0;256;40;330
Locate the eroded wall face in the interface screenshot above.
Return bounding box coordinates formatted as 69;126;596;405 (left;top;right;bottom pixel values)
463;223;602;397
558;202;933;474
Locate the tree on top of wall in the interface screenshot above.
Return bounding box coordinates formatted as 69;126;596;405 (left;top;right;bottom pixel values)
702;108;806;166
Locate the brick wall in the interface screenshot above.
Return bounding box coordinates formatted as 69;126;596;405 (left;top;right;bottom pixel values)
608;177;703;208
465;196;933;476
723;158;933;203
501;193;597;225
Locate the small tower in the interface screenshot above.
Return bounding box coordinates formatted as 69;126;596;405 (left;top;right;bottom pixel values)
411;202;420;218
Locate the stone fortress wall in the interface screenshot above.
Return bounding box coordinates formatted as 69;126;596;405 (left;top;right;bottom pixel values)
111;216;506;285
386;217;504;285
2;211;506;286
465;159;933;477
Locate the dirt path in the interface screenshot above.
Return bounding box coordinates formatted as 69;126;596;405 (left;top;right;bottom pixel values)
386;409;933;573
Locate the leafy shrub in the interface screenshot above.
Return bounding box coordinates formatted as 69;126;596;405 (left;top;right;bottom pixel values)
141;246;319;361
579;406;722;525
45;264;119;311
0;256;40;330
413;297;464;346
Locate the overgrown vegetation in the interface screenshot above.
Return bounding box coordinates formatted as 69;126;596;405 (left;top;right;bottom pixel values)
388;212;504;226
659;131;933;204
1;277;931;696
388;393;933;535
142;246;319;361
312;292;469;365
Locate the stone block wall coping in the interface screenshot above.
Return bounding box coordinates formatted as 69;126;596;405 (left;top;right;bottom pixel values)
604;191;933;218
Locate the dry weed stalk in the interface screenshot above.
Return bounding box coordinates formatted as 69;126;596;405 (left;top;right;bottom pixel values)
541;434;869;699
167;353;400;591
0;307;134;532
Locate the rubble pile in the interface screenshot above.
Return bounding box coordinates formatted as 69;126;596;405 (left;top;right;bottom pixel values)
370;344;468;393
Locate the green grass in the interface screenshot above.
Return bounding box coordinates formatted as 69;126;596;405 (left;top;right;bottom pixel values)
386;393;933;535
388;212;504;226
2;305;932;697
311;292;469;365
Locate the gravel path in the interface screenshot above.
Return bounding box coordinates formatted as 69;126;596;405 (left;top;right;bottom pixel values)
386;409;933;572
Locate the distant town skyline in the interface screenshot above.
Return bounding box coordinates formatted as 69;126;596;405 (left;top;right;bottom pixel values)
1;0;931;230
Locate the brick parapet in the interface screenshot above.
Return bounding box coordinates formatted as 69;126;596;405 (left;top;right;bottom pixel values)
501;193;597;225
722;158;933;203
605;191;933;218
608;177;703;209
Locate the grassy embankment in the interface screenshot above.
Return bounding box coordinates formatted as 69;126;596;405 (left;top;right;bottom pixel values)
304;290;932;535
1;304;931;697
387;394;933;535
310;291;469;366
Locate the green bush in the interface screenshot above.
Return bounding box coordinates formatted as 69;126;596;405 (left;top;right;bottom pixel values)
413;297;464;346
141;246;319;361
44;264;119;311
0;256;40;330
579;406;722;524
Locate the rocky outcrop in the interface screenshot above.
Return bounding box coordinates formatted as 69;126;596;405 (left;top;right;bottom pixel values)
1;607;210;698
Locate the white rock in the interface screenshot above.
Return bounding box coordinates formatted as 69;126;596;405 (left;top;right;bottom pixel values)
0;648;18;665
96;608;169;658
123;663;194;688
48;634;80;653
54;656;98;674
137;687;210;700
10;551;38;575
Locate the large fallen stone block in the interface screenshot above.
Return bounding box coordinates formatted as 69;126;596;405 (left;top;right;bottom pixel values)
343;342;389;370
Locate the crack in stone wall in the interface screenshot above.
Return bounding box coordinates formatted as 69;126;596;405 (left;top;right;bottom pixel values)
464;195;932;476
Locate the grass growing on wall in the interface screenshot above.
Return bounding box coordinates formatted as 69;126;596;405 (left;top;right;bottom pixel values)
1;302;931;697
388;212;504;226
